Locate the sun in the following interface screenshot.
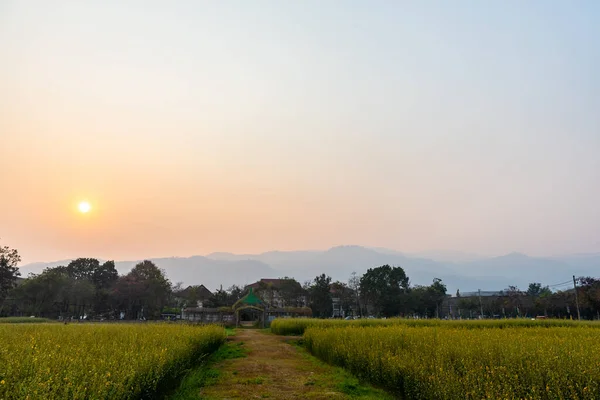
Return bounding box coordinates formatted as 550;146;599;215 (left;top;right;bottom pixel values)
78;201;92;213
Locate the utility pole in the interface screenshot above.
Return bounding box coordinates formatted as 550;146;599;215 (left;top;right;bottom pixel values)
478;289;484;319
573;275;581;321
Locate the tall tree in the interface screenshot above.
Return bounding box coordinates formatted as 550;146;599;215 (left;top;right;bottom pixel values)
408;285;429;316
330;281;355;316
92;261;119;315
360;265;409;317
502;286;524;317
255;281;276;307
91;261;119;290
348;271;362;316
0;244;21;307
48;259;118;316
308;274;333;318
64;258;100;280
526;282;550;298
277;278;305;307
113;261;171;319
67;278;96;318
578;277;600;319
227;285;244;304
10;268;71;317
427;278;447;318
112;275;145;319
457;297;480;318
205;287;229;308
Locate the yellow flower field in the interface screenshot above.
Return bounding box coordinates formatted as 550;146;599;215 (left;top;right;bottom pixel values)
270;317;600;335
0;323;225;399
304;325;600;399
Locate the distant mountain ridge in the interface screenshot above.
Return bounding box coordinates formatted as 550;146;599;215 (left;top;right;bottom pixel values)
18;246;600;294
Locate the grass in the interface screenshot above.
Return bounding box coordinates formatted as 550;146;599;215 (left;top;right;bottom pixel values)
194;329;394;399
0;317;54;324
288;339;395;399
167;338;248;400
238;377;265;385
225;327;236;336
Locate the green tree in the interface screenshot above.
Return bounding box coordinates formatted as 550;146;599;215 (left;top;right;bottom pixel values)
502;286;524;317
112;275;145;319
578;277;600;319
407;280;446;318
457;297;479;318
527;282;550;298
0;244;21;309
277;278;305;307
92;261;119;290
308;274;333;318
227;285;244;304
49;259;118;317
255;281;276;307
113;261;171;319
428;278;447;318
205;287;229;308
92;261;119;315
11;268;71;317
67;278;96;318
64;258;100;280
360;265;409;317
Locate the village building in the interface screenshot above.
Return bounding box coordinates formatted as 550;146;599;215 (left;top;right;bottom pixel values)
180;279;311;326
246;278;307;308
179;285;234;324
330;284;358;318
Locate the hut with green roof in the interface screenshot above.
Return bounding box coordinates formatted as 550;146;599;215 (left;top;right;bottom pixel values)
232;287;266;327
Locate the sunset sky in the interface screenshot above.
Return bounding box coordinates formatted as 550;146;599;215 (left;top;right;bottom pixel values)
1;1;599;264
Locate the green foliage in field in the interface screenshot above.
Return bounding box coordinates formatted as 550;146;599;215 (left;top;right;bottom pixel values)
270;317;600;335
0;324;225;399
290;338;395;399
304;325;600;399
0;317;54;324
168;340;247;400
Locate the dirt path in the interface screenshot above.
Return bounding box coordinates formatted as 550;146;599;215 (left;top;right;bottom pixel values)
199;329;392;400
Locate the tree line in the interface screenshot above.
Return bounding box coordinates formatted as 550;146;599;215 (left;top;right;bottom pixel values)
455;281;600;320
0;254;173;319
1;243;599;320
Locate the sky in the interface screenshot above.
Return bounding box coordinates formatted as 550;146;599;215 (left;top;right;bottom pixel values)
1;1;599;264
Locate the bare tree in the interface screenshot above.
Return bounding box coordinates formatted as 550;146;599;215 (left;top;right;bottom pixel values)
348;271;362;317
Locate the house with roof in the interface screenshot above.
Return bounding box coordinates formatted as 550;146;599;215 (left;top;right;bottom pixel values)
330;283;357;318
246;278;307;308
179;279;311;326
175;284;213;308
245;279;312;325
178;285;236;324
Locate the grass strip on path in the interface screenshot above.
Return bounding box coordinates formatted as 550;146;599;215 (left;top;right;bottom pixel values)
167;335;248;400
173;329;394;400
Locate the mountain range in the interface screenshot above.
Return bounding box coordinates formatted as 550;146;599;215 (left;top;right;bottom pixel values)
18;246;600;294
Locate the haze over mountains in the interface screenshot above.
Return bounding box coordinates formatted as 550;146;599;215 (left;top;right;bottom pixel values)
18;246;600;294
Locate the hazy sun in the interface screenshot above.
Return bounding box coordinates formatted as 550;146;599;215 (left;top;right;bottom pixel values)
78;202;92;213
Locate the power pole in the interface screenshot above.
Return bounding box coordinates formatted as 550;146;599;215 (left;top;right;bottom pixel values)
478;289;484;319
573;275;581;321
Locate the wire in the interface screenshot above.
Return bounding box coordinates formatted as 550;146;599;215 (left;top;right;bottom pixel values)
548;280;572;288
